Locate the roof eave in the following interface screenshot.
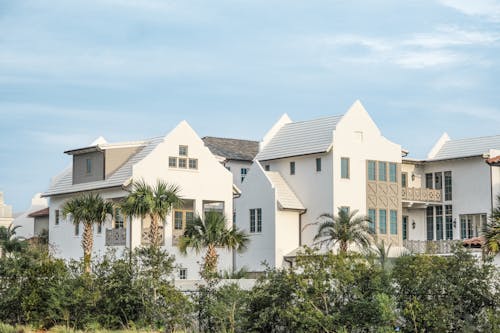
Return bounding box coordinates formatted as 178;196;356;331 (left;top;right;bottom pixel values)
41;184;125;198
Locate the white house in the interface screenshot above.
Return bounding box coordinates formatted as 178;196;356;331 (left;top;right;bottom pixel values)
43;121;235;280
235;100;404;273
11;193;49;239
0;192;13;228
402;133;500;260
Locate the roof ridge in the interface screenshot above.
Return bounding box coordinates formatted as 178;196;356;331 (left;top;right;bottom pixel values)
286;114;343;125
445;134;500;143
202;136;259;143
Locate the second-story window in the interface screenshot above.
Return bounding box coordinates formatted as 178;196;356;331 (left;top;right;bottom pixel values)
86;158;92;174
265;165;270;171
425;173;433;189
434;172;443;190
74;223;80;236
341;158;350;179
188;158;198;169
389;163;397;182
368;208;376;233
55;209;60;225
178;158;187;168
401;172;408;188
378;162;386;181
250;208;262;233
241;168;248;182
179;145;188;156
290;162;295;175
316;158;322;172
444;171;452;201
169;157;177;167
367;161;376;181
114;208;124;229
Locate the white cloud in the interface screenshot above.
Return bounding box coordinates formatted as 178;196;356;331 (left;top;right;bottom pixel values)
437;103;500;122
404;25;500;48
394;50;465;69
438;0;500;22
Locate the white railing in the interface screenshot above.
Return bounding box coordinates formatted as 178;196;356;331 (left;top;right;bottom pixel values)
402;187;442;203
403;240;461;254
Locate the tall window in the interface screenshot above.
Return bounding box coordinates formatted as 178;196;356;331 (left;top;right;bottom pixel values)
401;172;408;188
445;205;453;240
425;173;433;189
55;209;60;225
444;171;452;201
368;209;376;233
74;223;80;236
389;163;397;182
436;206;443;240
390;210;397;235
290;162;295;175
341;158;350;179
179;145;188;156
86;158;92;174
434;172;442;190
368;161;376;181
114;208;124;229
402;216;408;240
316;158;322;172
460;216;467;239
378;162;387;181
241;168;249;182
179;268;187;280
426;206;434;240
379;209;387;234
250;208;262;233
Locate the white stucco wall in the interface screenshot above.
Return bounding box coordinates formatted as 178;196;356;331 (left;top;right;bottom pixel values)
225;160;253;189
12;193;48;239
275;210;300;267
234;162;277;272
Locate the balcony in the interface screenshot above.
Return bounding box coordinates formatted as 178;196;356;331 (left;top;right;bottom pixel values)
105;228;126;246
402;187;441;203
403;240;461;254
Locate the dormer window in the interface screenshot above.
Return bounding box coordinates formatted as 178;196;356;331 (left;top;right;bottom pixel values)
179;145;188;156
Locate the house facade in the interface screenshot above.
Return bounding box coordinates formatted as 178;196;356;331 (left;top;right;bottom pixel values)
43;121;235;280
235;101;404;272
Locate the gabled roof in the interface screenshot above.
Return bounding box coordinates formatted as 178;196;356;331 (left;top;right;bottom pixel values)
256;115;343;161
28;207;49;218
486;155;500;166
431;134;500;160
43;137;164;197
265;171;304;210
202;136;259;162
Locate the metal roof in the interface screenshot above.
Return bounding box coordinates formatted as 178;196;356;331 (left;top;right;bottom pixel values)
431;135;500;160
256;115;343;161
265;171;305;210
202;136;259;161
43;137;164;197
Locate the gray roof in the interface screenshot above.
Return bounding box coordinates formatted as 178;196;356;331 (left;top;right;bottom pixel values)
431;135;500;160
265;171;305;210
202;137;259;161
256;115;343;161
43;137;164;197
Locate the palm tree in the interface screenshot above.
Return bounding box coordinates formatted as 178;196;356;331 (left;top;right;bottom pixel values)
0;225;27;257
178;211;249;279
62;193;113;273
483;201;500;255
121;179;182;248
314;208;373;254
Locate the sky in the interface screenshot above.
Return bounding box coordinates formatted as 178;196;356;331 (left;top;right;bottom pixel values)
1;0;500;212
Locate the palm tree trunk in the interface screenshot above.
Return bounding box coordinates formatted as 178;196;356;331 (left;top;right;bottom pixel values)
340;241;348;254
149;215;160;248
81;223;94;273
203;243;219;279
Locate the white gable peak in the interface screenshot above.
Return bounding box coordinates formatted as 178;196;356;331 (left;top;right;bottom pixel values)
427;132;450;160
91;136;107;145
261;114;292;151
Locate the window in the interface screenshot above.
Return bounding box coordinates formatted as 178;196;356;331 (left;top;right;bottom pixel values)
444;171;452;201
426;206;434;240
316;158;322;172
436;206;443;240
341;158;350;179
75;223;80;236
403;216;408;240
97;223;102;234
461;216;467;239
172;201;195;233
86;158;92;174
290;162;295;175
378;162;387;181
55;209;60;225
188;158;198;169
241;168;248;182
179;268;187;280
445;205;453;240
367;161;376;181
379;209;387;234
203;201;224;216
179;145;188;156
250;208;262;233
264;165;270;171
340;206;350;215
368;209;376;233
434;172;442;190
178;158;187;168
389;163;397;182
401;172;408;188
174;211;183;230
114;208;124;229
169;157;177;167
390;210;397;235
425;173;433;189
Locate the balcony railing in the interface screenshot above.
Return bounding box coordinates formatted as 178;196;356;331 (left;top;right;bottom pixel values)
105;228;126;246
402;187;442;203
141;226;165;246
403;240;461;254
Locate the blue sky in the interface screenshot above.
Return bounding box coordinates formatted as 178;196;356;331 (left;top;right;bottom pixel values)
1;0;500;212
